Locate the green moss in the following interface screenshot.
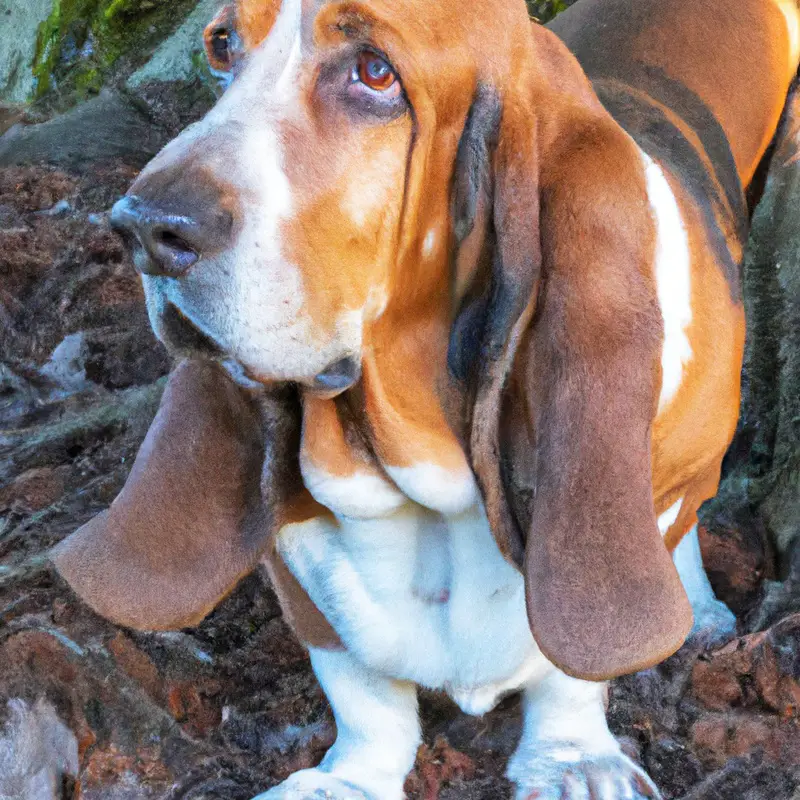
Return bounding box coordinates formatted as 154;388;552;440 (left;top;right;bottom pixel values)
102;0;133;20
527;0;570;23
73;65;103;97
32;0;197;106
32;0;65;98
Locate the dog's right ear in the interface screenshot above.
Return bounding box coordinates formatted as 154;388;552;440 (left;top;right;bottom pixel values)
52;360;294;630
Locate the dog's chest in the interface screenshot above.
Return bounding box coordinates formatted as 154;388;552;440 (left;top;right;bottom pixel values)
276;476;543;713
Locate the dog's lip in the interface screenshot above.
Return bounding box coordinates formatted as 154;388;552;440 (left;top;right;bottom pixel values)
161;303;225;358
160;307;263;392
229;356;362;399
159;304;361;396
219;358;267;391
240;357;362;399
305;356;362;399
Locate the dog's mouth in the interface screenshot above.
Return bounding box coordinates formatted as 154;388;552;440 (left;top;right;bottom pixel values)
159;305;266;390
158;303;361;397
308;356;361;398
160;303;225;359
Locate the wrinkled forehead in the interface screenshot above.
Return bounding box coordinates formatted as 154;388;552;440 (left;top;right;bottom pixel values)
234;0;523;75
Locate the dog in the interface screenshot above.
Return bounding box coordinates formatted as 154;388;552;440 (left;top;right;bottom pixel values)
53;0;800;796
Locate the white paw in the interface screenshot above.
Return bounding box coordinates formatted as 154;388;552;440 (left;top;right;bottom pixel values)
510;745;661;800
687;599;737;647
251;769;374;800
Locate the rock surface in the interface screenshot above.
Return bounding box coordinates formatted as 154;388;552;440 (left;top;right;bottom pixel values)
0;0;54;103
0;90;167;167
128;0;222;88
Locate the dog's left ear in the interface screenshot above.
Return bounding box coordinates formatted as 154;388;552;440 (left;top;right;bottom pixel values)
450;66;692;681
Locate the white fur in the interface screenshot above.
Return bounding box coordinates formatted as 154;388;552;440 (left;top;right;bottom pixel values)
273;467;672;798
383;463;479;516
300;462;407;519
509;671;659;800
657;497;683;537
341;146;410;230
660;504;736;640
672;525;737;638
252;649;419;800
142;0;366;384
510;672;616;788
775;0;800;80
642;152;693;412
271;498;654;797
449;655;548;717
311;649;420;796
276;501;540;702
422;228;438;257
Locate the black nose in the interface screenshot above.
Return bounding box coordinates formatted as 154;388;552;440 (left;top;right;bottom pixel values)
111;189;234;278
110;197;198;277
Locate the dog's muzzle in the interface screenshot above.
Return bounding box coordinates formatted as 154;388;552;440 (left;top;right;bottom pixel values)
111;167;362;397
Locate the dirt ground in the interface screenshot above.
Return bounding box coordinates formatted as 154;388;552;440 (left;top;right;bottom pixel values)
1;163;799;799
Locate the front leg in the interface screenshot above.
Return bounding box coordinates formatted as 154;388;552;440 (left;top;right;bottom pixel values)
508;668;659;800
672;525;736;646
254;648;421;800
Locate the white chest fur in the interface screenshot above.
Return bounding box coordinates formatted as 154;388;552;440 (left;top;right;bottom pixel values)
276;498;546;715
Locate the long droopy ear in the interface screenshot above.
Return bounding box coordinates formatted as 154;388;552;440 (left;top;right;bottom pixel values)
52;359;285;630
451;62;692;680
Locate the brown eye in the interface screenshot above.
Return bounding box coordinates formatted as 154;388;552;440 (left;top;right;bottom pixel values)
356;51;398;93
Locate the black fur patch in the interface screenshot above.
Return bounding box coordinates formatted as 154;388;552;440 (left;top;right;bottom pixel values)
595;76;744;302
451;84;502;244
448;85;502;382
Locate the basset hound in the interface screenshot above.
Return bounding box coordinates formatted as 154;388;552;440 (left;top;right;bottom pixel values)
52;0;800;797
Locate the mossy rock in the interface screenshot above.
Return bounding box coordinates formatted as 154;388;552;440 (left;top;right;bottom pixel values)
32;0;199;109
530;0;573;23
0;0;55;103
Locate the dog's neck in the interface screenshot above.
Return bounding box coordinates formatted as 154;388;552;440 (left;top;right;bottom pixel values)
298;311;479;519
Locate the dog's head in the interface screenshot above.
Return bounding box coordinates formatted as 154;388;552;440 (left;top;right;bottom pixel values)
109;0;544;393
58;0;693;680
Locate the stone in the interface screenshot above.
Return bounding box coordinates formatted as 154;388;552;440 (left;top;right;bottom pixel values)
107;632;163;702
39;332;92;393
127;0;221;88
0;0;55;103
0;466;66;514
34;198;71;217
165;678;222;735
643;735;704;799
697;519;770;617
690;711;777;769
405;736;477;800
691;615;800;716
0;89;165;167
681;754;799;800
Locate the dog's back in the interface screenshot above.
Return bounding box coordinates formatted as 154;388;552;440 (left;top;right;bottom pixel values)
550;0;800;289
